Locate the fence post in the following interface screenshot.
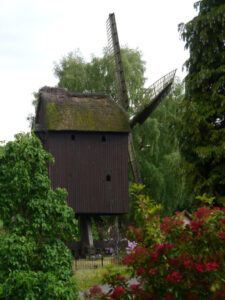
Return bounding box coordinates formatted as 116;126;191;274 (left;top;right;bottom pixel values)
101;255;104;268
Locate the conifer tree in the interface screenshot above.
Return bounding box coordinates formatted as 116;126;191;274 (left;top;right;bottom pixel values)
179;0;225;202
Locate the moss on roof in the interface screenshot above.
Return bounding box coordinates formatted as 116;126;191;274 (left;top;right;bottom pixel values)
35;87;130;133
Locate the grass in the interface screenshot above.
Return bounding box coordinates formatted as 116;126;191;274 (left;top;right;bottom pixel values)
72;263;130;291
73;256;121;270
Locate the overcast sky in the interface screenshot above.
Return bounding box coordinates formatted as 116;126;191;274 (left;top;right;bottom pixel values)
0;0;197;142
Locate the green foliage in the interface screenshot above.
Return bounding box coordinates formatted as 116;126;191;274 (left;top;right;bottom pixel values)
0;271;76;300
133;80;191;215
129;184;162;226
178;0;225;201
0;133;78;299
54;47;146;108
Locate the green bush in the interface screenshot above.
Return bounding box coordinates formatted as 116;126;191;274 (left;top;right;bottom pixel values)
0;271;76;300
0;133;78;299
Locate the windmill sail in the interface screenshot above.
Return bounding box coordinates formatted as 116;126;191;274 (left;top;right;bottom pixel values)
106;13;142;184
130;69;177;128
106;13;176;185
106;13;129;110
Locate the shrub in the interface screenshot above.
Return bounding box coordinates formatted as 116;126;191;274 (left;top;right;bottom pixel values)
0;133;78;299
0;271;76;300
85;187;225;299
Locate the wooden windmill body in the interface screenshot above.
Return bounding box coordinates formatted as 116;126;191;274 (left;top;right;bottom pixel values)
34;87;130;254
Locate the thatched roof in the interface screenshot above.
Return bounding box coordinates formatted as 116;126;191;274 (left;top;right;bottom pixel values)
34;87;130;133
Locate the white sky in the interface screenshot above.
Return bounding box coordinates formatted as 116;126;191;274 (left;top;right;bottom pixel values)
0;0;197;142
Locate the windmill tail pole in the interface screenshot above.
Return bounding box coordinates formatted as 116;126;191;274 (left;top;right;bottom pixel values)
128;133;142;184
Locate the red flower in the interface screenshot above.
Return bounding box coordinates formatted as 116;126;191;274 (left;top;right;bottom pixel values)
135;229;143;242
206;262;219;271
219;232;225;238
137;267;145;275
149;268;157;275
195;207;212;219
150;251;159;262
178;254;190;261
110;286;126;298
160;217;172;232
122;254;135;266
183;260;192;269
130;283;140;294
189;220;204;232
194;263;205;273
220;218;225;225
156;243;174;253
89;285;102;294
166;272;182;282
135;246;148;257
128;225;134;231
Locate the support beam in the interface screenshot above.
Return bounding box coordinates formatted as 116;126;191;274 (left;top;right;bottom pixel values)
79;215;94;257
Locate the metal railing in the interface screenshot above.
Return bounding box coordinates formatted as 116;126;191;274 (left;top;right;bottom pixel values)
74;255;122;270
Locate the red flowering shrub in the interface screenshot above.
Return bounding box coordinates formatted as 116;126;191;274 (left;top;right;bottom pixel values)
85;190;225;299
110;287;126;298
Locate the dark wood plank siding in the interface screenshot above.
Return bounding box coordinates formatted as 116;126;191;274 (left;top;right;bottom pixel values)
47;131;129;214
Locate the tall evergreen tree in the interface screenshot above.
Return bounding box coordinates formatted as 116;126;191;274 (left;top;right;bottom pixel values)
179;0;225;202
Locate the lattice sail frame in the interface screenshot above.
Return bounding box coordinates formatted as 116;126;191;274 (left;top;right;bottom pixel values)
106;13;129;110
143;69;177;100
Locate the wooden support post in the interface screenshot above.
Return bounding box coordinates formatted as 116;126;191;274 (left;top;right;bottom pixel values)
79;215;94;257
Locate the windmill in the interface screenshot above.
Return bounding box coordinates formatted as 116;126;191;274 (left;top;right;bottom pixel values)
34;14;177;257
106;13;176;183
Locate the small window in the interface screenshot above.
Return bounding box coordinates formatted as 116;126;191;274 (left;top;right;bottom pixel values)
106;174;111;182
101;136;106;142
71;134;75;141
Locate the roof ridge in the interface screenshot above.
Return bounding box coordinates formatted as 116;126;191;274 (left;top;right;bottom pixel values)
40;86;109;99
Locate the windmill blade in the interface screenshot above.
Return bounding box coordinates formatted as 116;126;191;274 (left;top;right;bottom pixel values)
106;13;129;110
130;69;177;128
106;13;141;184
